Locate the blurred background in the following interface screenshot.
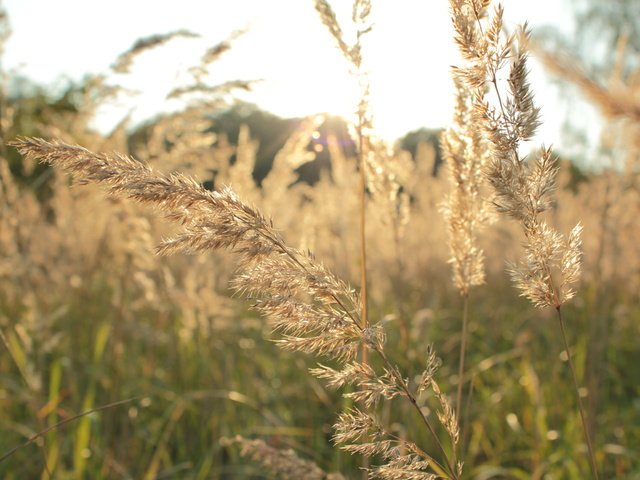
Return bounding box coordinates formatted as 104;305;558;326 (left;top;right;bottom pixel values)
0;0;638;478
2;0;576;142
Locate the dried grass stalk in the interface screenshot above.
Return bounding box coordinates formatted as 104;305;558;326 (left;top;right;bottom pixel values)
12;137;460;479
221;435;345;480
112;30;199;74
449;0;581;310
448;1;597;477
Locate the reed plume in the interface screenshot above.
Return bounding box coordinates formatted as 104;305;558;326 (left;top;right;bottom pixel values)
449;0;596;477
221;435;345;480
312;3;453;477
441;78;490;297
13;137;460;479
440;75;491;434
112;30;199;74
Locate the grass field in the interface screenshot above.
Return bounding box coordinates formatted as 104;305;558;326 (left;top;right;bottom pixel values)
1;0;640;478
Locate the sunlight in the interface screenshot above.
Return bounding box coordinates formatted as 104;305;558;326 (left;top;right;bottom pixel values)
90;0;461;141
14;0;573;143
245;54;361;127
3;1;632;478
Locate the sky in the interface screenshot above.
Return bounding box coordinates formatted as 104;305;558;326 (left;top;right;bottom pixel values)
3;0;578;145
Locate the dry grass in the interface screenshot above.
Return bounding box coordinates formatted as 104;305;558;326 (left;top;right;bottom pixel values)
12;129;460;479
1;0;639;479
449;1;595;477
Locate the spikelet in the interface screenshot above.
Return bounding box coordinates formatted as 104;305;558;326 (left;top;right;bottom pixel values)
188;29;246;82
13;137;460;479
449;0;583;309
221;435;345;480
441;77;491;295
314;0;408;235
112;30;199;74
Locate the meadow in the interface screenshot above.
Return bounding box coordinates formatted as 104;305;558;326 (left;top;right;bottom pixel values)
1;0;639;479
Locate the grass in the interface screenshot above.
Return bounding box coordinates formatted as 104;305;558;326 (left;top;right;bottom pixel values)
1;0;639;478
1;281;638;478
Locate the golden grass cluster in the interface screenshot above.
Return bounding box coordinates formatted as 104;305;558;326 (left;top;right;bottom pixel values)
2;0;640;479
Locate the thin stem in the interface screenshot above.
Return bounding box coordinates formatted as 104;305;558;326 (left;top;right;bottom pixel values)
354;23;370;476
0;87;8;160
391;223;409;349
358;109;369;334
461;375;475;461
345;303;457;478
490;72;507;121
358;89;371;480
374;347;458;480
556;306;599;480
455;293;470;428
0;327;53;475
0;397;138;464
380;428;449;477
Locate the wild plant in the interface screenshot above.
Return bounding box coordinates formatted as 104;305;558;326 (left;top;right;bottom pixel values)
537;28;640;450
5;0;625;477
448;0;594;477
221;435;346;480
440;76;491;430
13;136;461;479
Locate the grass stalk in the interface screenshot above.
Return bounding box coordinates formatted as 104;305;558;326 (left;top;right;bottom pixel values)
556;306;599;480
357;85;370;480
0;327;53;476
373;348;458;480
0;398;138;464
357;107;369;334
455;293;469;427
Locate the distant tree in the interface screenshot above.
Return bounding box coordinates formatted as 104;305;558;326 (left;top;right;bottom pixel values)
537;0;639;75
0;2;88;188
211;105;356;184
210;103;299;182
574;0;638;72
128;102;356;186
398;127;443;176
533;0;640;169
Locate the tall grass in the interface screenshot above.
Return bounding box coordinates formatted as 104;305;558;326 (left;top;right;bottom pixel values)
448;2;595;477
1;0;639;479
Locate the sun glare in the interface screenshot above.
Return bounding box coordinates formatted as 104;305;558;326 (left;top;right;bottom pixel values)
7;0;575;146
87;0;461;142
247;57;361;127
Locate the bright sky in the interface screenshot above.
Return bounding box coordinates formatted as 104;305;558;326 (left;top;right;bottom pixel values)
3;0;576;145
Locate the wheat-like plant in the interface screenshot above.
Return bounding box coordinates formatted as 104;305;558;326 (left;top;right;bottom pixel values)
12;137;461;479
221;435;346;480
448;0;595;477
538;32;640;443
6;0;624;477
312;2;457;477
441;78;491;299
112;30;200;74
440;76;492;431
449;0;582;308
